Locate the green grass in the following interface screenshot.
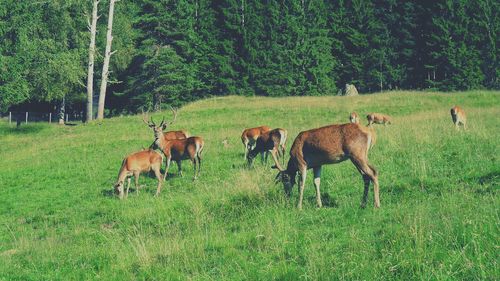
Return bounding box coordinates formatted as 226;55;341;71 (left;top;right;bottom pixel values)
0;91;499;280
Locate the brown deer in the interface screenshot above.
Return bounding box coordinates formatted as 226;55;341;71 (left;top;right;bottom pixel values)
367;113;392;126
349;112;360;124
143;110;189;140
450;105;466;130
247;128;288;166
114;148;164;199
272;123;380;210
146;108;204;184
241;125;271;160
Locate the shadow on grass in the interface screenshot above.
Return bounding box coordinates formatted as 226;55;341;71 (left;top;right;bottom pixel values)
0;125;45;135
306;192;338;208
477;171;499;186
101;189;116;198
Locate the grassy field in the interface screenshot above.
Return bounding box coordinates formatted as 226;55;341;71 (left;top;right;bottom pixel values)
0;91;499;280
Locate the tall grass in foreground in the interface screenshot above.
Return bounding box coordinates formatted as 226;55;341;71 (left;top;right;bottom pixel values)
0;91;499;280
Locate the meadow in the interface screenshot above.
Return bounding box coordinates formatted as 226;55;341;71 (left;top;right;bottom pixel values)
0;91;498;280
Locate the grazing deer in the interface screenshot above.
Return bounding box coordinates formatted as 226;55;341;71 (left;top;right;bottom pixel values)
272;123;380;210
241;126;271;160
450;105;466;130
247;128;288;166
349;112;360;124
114;148;163;199
146;108;204;183
143;110;189;140
367;113;392;126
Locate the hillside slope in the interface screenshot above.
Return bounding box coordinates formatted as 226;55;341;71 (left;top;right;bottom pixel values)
0;91;499;280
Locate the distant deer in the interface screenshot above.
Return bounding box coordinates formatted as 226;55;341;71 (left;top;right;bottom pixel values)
450;105;467;130
272;123;379;210
349;112;360;124
241;126;271;160
146;107;204;183
247;128;288;166
114;148;163;199
367;113;392;126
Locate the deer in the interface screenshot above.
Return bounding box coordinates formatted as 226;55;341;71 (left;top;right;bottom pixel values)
450;105;466;130
241;125;271;160
349;112;360;124
114;148;164;199
367;113;392;126
272;123;380;210
145;107;204;185
247;128;288;166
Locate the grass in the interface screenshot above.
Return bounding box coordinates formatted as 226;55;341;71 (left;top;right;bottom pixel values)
0;90;499;280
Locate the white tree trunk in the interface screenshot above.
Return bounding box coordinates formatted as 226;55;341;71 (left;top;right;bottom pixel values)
97;0;118;120
58;97;66;125
86;0;99;122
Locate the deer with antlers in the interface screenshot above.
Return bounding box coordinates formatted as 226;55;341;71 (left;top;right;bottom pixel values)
247;128;288;166
241;126;271;160
114;148;164;199
272;123;380;210
144;108;204;185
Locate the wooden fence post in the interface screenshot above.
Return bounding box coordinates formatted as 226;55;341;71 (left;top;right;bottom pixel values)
66;114;69;123
25;112;28;124
49;113;52;124
9;112;11;124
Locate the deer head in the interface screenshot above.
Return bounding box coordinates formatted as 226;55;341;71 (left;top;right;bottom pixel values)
143;107;178;141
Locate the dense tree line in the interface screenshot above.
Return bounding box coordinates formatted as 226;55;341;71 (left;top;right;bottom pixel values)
0;0;498;117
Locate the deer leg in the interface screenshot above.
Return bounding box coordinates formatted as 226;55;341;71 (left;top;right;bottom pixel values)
192;158;198;181
176;160;183;177
313;166;322;208
361;175;370;208
297;168;307;210
196;154;202;178
163;157;171;181
153;165;163;196
133;171;140;196
243;140;248;160
351;156;380;208
125;177;131;199
352;163;369;208
281;145;286;165
260;151;265;163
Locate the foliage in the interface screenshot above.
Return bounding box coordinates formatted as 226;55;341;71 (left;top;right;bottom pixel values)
0;0;499;114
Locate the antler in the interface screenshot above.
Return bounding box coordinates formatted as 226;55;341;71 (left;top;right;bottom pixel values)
142;110;155;127
166;106;178;126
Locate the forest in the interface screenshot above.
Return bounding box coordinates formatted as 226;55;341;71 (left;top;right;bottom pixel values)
0;0;498;117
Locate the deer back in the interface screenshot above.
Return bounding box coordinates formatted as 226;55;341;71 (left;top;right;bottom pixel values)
163;130;189;140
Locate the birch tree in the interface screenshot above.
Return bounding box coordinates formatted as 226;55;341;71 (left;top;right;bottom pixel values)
97;0;118;120
86;0;99;122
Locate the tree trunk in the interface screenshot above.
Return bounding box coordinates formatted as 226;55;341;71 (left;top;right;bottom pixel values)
153;93;162;112
97;0;117;120
58;97;65;125
86;0;99;122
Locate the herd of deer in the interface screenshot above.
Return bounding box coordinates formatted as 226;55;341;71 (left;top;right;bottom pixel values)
114;104;467;210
